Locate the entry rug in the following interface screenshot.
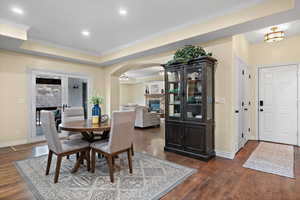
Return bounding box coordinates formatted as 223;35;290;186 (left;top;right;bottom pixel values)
15;152;196;200
243;142;294;178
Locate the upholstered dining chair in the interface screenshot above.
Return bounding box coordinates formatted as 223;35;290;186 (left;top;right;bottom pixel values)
90;111;135;183
62;107;85;140
41;111;90;183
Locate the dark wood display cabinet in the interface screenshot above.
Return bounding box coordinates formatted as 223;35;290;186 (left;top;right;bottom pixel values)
163;56;217;161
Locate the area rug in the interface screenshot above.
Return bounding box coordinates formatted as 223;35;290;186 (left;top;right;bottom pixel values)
243;142;294;178
15;152;196;200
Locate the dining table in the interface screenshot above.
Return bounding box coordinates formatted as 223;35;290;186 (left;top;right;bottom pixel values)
60;119;111;172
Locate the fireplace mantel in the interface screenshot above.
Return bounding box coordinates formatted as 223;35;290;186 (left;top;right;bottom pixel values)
145;93;165;114
144;94;164;98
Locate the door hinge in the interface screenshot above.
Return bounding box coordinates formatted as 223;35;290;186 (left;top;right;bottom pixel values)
248;128;251;132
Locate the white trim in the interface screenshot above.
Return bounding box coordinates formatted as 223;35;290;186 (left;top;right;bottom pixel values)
256;63;300;146
0;139;28;148
215;150;236;160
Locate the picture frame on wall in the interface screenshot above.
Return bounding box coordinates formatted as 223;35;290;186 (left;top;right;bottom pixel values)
150;84;160;94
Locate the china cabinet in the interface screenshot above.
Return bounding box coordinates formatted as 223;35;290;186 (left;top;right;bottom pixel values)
163;56;217;161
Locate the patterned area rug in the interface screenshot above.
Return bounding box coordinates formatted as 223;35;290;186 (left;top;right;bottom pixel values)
243;142;294;178
15;152;196;200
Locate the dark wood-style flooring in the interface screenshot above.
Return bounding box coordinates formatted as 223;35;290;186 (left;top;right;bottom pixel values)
0;124;300;200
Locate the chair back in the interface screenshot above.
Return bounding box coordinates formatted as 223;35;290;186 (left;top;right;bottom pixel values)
108;111;135;153
41;110;62;154
62;107;84;122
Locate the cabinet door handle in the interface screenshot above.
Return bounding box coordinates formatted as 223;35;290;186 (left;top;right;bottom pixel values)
260;109;264;112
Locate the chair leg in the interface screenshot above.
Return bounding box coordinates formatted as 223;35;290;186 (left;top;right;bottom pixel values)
76;152;80;160
107;155;114;183
86;150;90;171
127;149;133;174
131;144;134;156
66;155;70;159
45;150;53;175
54;155;62;183
91;149;96;173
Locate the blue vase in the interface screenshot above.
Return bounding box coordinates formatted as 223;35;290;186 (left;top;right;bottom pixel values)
92;104;101;124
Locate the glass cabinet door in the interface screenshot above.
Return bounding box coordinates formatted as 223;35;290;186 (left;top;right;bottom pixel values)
206;66;213;121
185;67;203;121
166;70;182;119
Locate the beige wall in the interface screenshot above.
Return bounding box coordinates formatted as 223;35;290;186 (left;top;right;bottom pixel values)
249;34;300;140
204;38;236;154
0;50;105;147
120;83;145;106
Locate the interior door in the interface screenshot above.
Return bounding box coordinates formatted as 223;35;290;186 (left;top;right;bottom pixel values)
259;65;298;145
236;58;249;150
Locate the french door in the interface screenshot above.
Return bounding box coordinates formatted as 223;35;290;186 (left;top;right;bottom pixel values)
258;65;298;145
29;70;90;142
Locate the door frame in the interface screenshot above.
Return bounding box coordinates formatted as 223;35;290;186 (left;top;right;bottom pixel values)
257;63;299;146
27;68;92;143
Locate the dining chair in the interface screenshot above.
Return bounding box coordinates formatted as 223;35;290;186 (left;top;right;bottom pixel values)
41;110;90;183
90;111;135;183
62;107;85;140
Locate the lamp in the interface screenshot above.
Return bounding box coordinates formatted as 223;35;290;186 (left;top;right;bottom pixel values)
264;27;285;43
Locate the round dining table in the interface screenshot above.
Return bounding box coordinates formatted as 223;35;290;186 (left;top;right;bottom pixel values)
60;119;111;173
60;119;111;142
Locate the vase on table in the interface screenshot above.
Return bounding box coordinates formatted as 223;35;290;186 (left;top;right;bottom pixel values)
92;104;101;124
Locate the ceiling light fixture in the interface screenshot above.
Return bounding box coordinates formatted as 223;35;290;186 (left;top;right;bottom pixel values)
264;27;285;43
81;30;90;37
119;8;127;16
119;74;130;81
11;6;24;15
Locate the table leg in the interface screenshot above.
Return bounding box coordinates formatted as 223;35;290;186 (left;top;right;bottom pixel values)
71;151;88;173
102;130;110;139
81;132;94;142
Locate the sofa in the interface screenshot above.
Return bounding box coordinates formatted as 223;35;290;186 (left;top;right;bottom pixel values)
120;105;160;128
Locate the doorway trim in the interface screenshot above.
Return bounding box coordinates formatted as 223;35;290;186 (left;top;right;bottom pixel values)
256;63;299;146
27;68;92;143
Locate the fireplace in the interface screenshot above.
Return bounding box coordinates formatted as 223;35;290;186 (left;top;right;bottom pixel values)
149;100;160;112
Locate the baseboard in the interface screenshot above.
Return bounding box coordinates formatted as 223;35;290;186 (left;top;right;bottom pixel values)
215;150;236;160
0;139;28;148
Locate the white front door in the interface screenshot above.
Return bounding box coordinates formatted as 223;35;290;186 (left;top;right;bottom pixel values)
259;65;298;145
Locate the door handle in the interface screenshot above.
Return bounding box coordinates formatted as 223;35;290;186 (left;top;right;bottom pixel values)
244;108;248;111
260;109;264;112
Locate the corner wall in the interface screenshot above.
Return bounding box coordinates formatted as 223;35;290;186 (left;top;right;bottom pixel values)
0;50;106;147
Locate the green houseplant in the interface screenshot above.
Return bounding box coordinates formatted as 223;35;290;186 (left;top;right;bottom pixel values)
166;45;212;66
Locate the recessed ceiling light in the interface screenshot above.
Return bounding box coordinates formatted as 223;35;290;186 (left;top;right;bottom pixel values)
11;6;24;15
81;30;90;37
119;8;127;16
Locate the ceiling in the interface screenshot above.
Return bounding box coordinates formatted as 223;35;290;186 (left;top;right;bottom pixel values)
0;0;265;55
245;19;300;43
125;66;164;78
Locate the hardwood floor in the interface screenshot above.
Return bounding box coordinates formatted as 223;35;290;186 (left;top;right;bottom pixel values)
0;124;300;200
